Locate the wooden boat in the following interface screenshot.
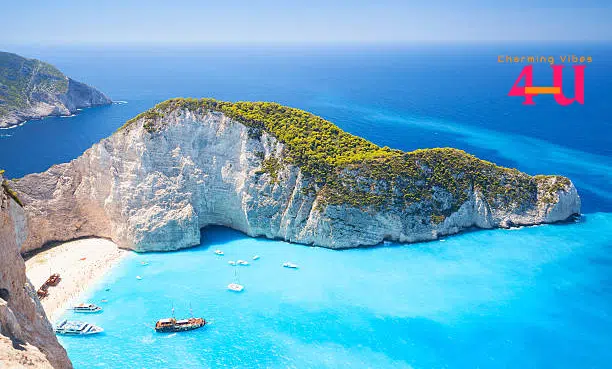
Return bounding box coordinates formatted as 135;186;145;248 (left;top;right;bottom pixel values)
155;317;206;333
46;273;61;286
55;320;103;335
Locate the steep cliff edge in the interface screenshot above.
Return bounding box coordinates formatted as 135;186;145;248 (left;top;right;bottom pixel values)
0;173;72;369
0;51;111;128
13;98;580;253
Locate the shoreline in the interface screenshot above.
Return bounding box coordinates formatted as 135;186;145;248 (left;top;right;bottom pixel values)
25;238;128;322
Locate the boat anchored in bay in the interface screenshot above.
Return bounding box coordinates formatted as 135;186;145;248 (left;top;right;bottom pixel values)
55;320;104;335
155;305;206;333
70;303;102;313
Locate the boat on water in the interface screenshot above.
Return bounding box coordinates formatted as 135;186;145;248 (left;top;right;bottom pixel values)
252;255;260;260
155;317;206;333
215;249;224;255
227;283;244;292
71;303;103;313
55;320;103;335
136;275;143;280
236;260;249;266
283;262;299;269
228;260;236;265
227;269;244;292
155;306;206;333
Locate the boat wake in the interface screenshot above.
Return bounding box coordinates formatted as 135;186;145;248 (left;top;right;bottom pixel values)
113;100;128;105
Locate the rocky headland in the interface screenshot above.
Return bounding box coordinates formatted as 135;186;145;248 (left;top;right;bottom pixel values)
11;98;581;253
0;51;111;128
0;171;72;369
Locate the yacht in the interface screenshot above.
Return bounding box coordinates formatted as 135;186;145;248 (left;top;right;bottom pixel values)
236;260;249;266
283;262;299;269
252;255;260;260
214;249;224;255
227;283;244;292
71;303;102;313
55;320;103;335
228;260;236;266
227;269;244;292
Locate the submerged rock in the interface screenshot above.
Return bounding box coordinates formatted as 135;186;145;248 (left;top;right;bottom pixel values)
13;98;580;253
0;51;111;128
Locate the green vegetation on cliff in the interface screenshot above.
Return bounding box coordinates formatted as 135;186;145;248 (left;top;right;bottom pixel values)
0;52;68;117
121;98;570;214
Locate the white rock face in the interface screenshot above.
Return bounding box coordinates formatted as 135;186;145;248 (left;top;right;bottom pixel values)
14;109;581;253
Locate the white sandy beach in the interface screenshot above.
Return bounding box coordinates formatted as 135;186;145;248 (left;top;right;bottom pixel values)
25;238;128;322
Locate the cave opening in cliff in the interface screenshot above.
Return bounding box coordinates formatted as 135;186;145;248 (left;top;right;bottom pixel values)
0;288;9;302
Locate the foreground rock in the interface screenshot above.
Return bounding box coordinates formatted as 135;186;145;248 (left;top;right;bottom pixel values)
13;99;580;253
0;51;111;128
0;173;72;369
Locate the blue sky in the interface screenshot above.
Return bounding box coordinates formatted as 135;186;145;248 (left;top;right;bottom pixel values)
1;0;610;44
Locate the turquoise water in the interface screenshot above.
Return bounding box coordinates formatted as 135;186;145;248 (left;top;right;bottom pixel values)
1;45;610;367
59;214;612;369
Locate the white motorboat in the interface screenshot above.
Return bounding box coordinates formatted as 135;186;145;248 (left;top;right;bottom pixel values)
136;275;143;280
283;262;299;269
55;320;104;335
227;283;244;292
71;303;102;313
215;249;224;255
252;255;260;260
228;260;236;265
236;260;249;266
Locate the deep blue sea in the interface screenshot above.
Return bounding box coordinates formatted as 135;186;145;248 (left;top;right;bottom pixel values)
1;44;611;368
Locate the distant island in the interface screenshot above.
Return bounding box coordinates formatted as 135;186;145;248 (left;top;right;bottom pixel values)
0;51;111;128
12;98;581;253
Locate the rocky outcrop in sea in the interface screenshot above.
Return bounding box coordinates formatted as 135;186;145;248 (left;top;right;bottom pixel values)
0;51;111;128
11;99;581;253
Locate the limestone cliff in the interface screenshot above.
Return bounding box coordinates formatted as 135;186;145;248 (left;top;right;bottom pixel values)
0;173;72;369
13;98;580;253
0;51;111;128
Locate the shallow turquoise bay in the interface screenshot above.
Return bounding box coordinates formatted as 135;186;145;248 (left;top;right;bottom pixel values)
59;213;612;369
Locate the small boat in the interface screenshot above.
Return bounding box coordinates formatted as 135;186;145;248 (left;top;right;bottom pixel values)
155;317;206;333
71;303;103;313
79;257;87;261
236;260;249;266
136;276;143;280
214;250;224;256
100;299;108;303
283;262;299;269
228;269;244;292
227;283;244;292
228;260;236;266
252;255;260;260
46;273;61;286
55;320;104;335
141;261;149;266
